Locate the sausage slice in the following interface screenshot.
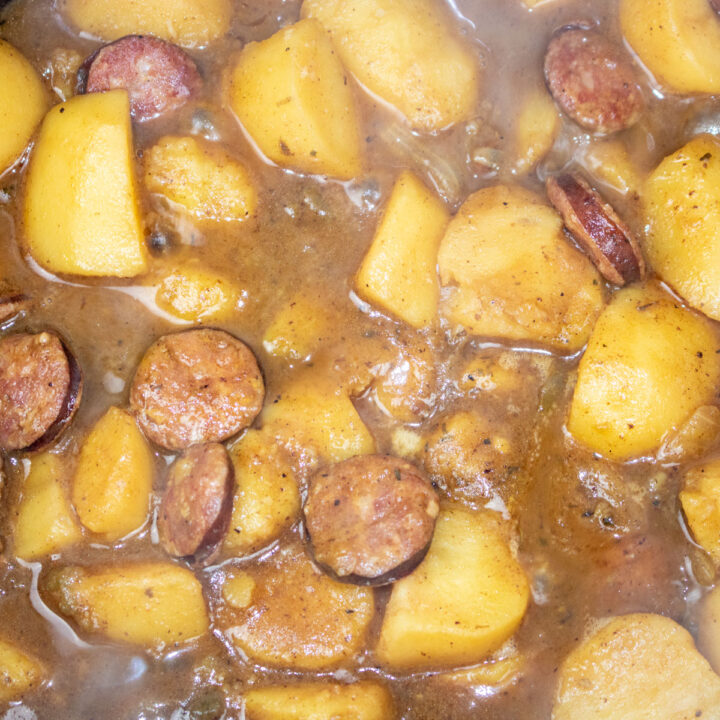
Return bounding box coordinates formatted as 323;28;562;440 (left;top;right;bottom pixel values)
78;35;202;122
0;332;83;451
130;328;264;451
304;455;440;585
158;442;234;562
544;27;644;134
0;294;29;325
547;172;645;286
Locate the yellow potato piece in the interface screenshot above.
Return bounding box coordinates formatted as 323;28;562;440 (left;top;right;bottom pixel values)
24;90;147;278
46;563;209;649
224;429;300;555
144;135;257;222
0;639;43;703
14;453;82;561
437;185;604;352
72;407;154;541
226;18;362;179
553;614;720;720
680;459;720;564
376;507;529;671
620;0;720;94
244;682;396;720
698;585;720;676
568;283;720;460
644;135;720;321
0;40;48;175
356;171;449;328
580;139;641;196
512;88;560;176
57;0;232;48
302;0;479;131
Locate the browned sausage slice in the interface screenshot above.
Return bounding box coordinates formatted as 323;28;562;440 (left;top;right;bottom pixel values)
304;455;440;585
0;332;83;451
547;172;645;285
79;35;202;122
0;294;29;325
711;0;720;15
544;27;644;134
158;442;234;562
130;328;264;451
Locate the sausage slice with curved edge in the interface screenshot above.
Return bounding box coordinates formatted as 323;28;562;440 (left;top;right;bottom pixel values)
304;455;440;586
547;172;645;285
544;27;644;134
130;328;264;451
158;442;234;562
0;332;83;451
78;35;202;122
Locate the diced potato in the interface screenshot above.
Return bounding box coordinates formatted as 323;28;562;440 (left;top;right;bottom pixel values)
217;545;374;669
302;0;480;131
390;427;424;458
512;88;560;176
644;135;720;321
437;185;604;352
459;350;551;396
57;0;232;48
24;91;147;278
45;563;209;649
680;459;720;564
698;585;720;675
580;140;641;196
356;171;448;328
224;429;300;555
144;136;257;223
226;18;362;179
376;507;529;670
439;652;524;690
0;40;48;175
0;639;43;703
568;283;720;460
659;405;720;462
620;0;720;94
72;407;154;542
243;682;396;720
14;453;82;561
552;614;720;719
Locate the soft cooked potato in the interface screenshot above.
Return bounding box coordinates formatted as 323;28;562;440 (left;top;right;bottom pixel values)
72;407;154;541
698;585;720;675
24;90;147;277
217;544;374;669
224;429;300;555
680;459;720;564
438;652;524;691
14;453;82;561
301;0;480;131
144;136;257;222
552;614;720;719
243;682;396;720
45;563;209;649
437;185;604;352
644;135;720;321
57;0;232;48
376;507;529;671
659;405;720;462
580;139;641;196
568;283;720;460
226;18;362;179
355;171;449;329
0;639;43;703
0;40;48;175
620;0;720;93
512;88;561;176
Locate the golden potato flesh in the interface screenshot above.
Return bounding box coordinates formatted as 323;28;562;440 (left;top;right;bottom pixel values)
301;0;480;131
568;283;720;461
680;459;720;564
0;639;43;703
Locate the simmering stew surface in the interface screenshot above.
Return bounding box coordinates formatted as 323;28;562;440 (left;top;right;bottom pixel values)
4;0;720;718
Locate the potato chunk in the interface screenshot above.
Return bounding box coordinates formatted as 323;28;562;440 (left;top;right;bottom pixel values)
72;407;154;541
568;283;720;460
580;139;641;196
512;88;560;176
698;585;720;675
680;459;720;564
24;90;147;277
552;614;720;719
620;0;720;94
0;639;43;703
302;0;480;131
0;40;48;175
243;682;396;720
14;453;82;561
226;18;362;179
57;0;232;48
356;171;448;328
437;185;604;351
376;507;529;671
644;135;720;321
144;136;257;222
45;563;209;649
